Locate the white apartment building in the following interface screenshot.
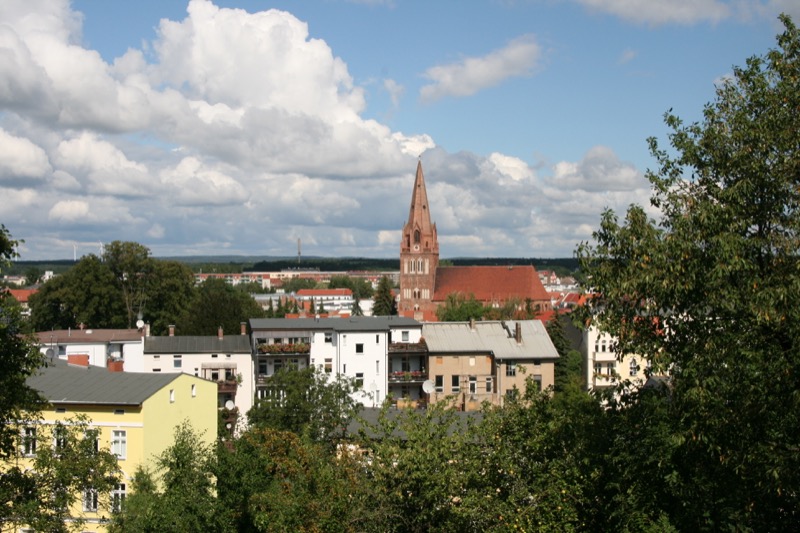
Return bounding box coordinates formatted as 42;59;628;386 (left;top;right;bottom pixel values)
35;327;144;370
249;316;422;407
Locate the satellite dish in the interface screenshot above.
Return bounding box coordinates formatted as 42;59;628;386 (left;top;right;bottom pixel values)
45;348;54;358
224;400;235;410
136;319;145;329
422;380;435;394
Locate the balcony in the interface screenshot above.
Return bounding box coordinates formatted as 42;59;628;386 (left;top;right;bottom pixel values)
218;379;238;395
388;370;427;383
257;342;310;355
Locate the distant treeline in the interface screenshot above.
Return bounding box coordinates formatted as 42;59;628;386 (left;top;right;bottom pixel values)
8;256;579;278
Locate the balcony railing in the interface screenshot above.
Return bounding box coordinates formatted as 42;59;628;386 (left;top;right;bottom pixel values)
257;342;310;355
388;370;427;382
217;380;238;394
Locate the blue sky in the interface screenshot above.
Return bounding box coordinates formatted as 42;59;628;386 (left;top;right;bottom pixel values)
0;0;794;260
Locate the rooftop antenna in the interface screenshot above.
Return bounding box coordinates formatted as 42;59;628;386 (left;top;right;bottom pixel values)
297;238;301;264
73;244;77;262
99;241;104;257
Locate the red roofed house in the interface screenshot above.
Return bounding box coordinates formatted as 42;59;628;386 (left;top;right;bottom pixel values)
399;161;552;321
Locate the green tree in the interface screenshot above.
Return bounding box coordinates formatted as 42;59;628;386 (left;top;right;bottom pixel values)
435;292;485;322
3;417;121;532
0;225;45;460
144;260;196;335
23;267;42;287
281;277;317;294
328;274;374;299
176;278;264;335
103;241;153;328
547;315;584;395
108;422;230;532
351;293;364;316
576;16;800;530
28;255;127;330
372;276;396;316
247;365;361;446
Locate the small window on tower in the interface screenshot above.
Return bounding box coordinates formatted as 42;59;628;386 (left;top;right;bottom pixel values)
414;230;420;243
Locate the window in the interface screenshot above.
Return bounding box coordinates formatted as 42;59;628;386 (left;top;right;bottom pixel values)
629;358;638;376
434;375;443;393
83;488;98;512
211;353;218;358
258;360;267;375
324;358;332;374
211;370;219;381
55;407;67;413
376;360;380;374
402;331;409;342
114;409;125;415
169;389;175;403
111;430;127;459
22;427;36;456
173;355;182;368
355;373;364;389
356;343;364;354
506;363;517;377
486;377;493;393
451;375;460;393
533;376;543;391
468;376;477;394
111;483;126;512
153;355;160;360
53;424;68;451
376;335;380;344
152;368;161;372
85;430;100;453
324;332;332;343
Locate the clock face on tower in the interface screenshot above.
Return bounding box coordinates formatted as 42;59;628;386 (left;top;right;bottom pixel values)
413;245;419;251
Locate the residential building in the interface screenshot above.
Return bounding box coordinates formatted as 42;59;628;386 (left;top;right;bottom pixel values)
11;359;216;531
422;320;559;411
296;288;354;314
142;324;253;415
35;327;144;370
583;323;651;392
249;316;422;407
398;161;552;321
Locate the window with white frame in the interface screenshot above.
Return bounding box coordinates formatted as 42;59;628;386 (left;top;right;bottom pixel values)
468;376;477;394
629;358;638;376
506;363;517;377
53;424;68;451
434;375;443;392
355;373;364;389
173;355;182;368
451;375;460;393
83;488;98;512
111;483;126;512
111;430;127;459
324;358;332;373
22;427;36;456
401;331;409;342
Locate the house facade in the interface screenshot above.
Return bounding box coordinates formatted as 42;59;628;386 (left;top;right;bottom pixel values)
35;327;144;370
12;360;216;531
422;320;559;411
583;323;651;392
249;316;422;407
142;325;254;415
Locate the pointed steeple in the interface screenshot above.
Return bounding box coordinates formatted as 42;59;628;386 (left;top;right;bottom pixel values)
402;160;438;253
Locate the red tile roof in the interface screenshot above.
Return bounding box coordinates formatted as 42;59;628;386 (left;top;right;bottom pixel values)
297;288;352;297
433;265;550;303
6;288;37;303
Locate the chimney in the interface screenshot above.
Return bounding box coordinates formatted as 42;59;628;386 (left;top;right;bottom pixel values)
515;322;522;344
169;325;175;337
68;354;90;367
218;326;223;340
240;322;247;336
469;318;475;330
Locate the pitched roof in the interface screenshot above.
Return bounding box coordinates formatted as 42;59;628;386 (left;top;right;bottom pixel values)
35;328;142;345
422;320;559;360
6;288;37;303
250;315;421;333
144;335;252;354
404;160;437;240
433;265;549;303
296;288;352;297
27;358;183;406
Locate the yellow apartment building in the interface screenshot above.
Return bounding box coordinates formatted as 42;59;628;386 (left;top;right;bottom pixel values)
5;359;216;532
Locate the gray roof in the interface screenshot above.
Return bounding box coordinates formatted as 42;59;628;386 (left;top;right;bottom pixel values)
422;320;559;360
35;328;142;345
250;316;421;333
27;359;184;406
144;335;252;354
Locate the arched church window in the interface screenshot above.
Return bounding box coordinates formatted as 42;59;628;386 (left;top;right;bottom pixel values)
414;230;420;244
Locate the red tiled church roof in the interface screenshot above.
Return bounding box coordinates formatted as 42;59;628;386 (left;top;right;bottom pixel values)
433;265;549;303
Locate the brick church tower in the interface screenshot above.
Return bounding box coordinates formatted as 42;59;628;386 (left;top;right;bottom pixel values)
398;160;439;320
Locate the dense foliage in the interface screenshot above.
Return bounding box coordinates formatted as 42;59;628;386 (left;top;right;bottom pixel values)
576;15;800;530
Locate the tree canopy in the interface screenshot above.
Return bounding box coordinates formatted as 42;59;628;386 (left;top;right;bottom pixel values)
576;15;800;530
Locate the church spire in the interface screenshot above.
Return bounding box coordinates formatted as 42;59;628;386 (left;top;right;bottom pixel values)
404;159;436;246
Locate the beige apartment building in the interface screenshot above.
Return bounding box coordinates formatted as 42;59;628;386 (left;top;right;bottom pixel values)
422;320;559;411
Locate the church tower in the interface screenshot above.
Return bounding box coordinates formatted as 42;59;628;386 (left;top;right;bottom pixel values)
399;160;439;320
